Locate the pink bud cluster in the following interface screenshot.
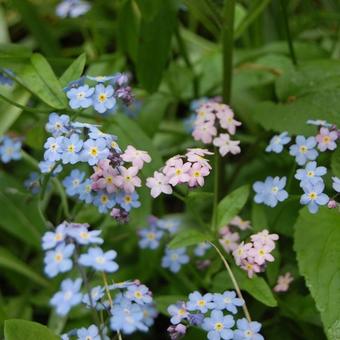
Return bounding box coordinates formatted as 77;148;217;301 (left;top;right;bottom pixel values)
232;230;279;278
146;148;213;198
273;272;294;292
192;102;241;157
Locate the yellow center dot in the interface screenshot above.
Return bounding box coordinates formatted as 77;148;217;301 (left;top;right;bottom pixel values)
272;186;279;193
214;322;224;331
299;145;308;153
147;233;156;240
85;336;92;340
258;249;265;256
106;176;113;184
85;185;91;192
323;136;331;144
193;171;201;177
171;254;178;261
224;239;231;245
98;93;107;103
111;141;117;148
237;248;244;256
197;299;206;307
124;195;132;203
80;232;89;239
54;253;63;263
55;233;63;241
134;291;143;299
175;169;182;176
90;147;98;156
72;179;79;187
227;117;233;123
307;171;314;177
308;192;317;200
55;123;62;129
245;330;253;337
77;92;85;99
67;144;75;153
198;111;205;117
178;309;186;316
246;263;253;270
51;144;57;150
125;176;131;181
101;195;108;203
95;256;105;264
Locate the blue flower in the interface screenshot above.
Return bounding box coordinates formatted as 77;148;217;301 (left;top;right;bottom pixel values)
234;318;264;340
24;172;40;195
306;119;332;128
66;84;94;109
81;138;110;165
141;304;158;327
63;76;85;92
110;298;147;334
202;310;234;340
300;181;329;213
76;325;102;340
93;191;116;213
39;160;63;175
167;303;188;325
78;247;119;272
194;242;211;256
253;176;288;207
0;137;22;163
187;291;215;313
190;97;208;111
45;113;70;136
44;136;64;162
93;84;116;114
333;176;340;193
87;75;115;83
56;0;91;18
265;131;291;153
138;227;164;250
183;113;196;133
295;161;327;186
161;247;189;273
50;278;82;316
157;218;180;234
78;178;94;203
212;291;244;314
62;169;85;196
68;225;103;245
125;284;152;305
82;285;105;308
42;222;67;250
61;133;83;164
289;136;318;165
116;191;141;212
44;243;74;277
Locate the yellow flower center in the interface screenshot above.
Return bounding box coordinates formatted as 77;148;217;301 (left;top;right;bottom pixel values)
90;147;98;156
214;322;224;331
80;232;89;239
299;145;308;153
101;195;108;204
67;144;75;153
124;195;132;203
106;176;113;184
95;256;105;264
134;291;143;299
55;233;63;241
323;136;331;144
85;184;92;192
271;186;279;193
98;93;107;103
178;309;186;316
72;179;79;187
308;192;317;200
54;252;63;263
175;169;182;176
147;233;156;240
197;299;206;307
193;171;201;177
55;122;62;129
307;171;314;177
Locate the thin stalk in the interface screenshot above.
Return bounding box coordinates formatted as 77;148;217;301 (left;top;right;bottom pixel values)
52;178;70;219
172;190;186;202
209;242;252;322
279;0;297;65
211;146;219;231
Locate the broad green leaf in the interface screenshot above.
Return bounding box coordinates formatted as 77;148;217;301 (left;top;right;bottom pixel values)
217;185;250;228
59;53;86;88
4;319;59;340
135;0;161;20
0;247;47;287
213;268;277;307
19;54;67;109
0;86;30;135
154;295;187;315
136;0;177;92
252;90;340;135
169;229;213;249
294;208;340;339
331;148;340;177
251;203;267;232
0;7;9;43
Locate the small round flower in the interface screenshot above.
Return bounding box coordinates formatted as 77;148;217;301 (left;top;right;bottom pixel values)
232;242;253;266
146;171;173;198
332;176;340;192
167;302;188;325
219;231;240;253
213;134;241;156
229;216;251;230
289;136;318;165
66;84;94;109
82;285;105;308
125;284;153;305
116;166;141;193
81;138;110;165
273;272;294;293
121;145;151;169
62;169;85;196
39;160;63;175
192;121;217;144
93;84;116;114
157;218;180;234
43;136;64;162
0;137;22;163
300;181;329;213
161;247;189;273
76;325;103;340
265;131;291;153
138;227;164;250
68;225;103;245
202;309;235;340
295;161;327;186
188;162;210;187
316;127;337;151
44;243;74;278
61;133;83;164
116;191;141;212
194;242;211;256
78;178;94;203
216;106;241;135
234;318;264;340
213;291;244;314
78;247;119;272
187;291;215;313
248;244;275;265
45;112;70;136
42;222;67;250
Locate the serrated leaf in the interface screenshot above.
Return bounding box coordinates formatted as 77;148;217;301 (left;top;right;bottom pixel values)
217;185;250;228
5;319;59;340
169;229;213;249
59;53;86;88
294;208;340;339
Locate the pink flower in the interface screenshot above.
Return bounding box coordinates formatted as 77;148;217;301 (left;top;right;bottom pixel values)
213;134;241;156
116;166;141;193
248;244;274;265
316;127;337;151
186;148;213;169
163;155;183;173
229;216;251;230
121;145;151;169
250;230;279;250
188;162;210;187
219;231;240;253
273;272;294;292
165;159;191;186
219;226;231;237
91;159;111;181
146;171;173;198
240;259;261;278
192;122;217;144
216;106;241;134
232;242;252;265
196;103;217;123
92;166;121;193
328;199;337;209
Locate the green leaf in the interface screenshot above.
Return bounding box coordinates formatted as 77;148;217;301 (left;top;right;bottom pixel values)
0;86;30;135
294;208;340;339
0;247;47;287
59;53;86;88
19;53;67;109
213;268;277;307
251;203;267;232
0;7;9;43
136;0;177;92
217;185;250;228
169;229;213;249
135;0;161;20
331;147;340;177
4;319;59;340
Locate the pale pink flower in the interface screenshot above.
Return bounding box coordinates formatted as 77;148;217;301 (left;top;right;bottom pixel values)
121;145;151;169
186;148;213;169
248;244;275;266
165;159;191;186
192;122;217;144
92;167;121;193
219;226;231;237
229;216;251;230
219;231;240;253
146;171;173;198
188;162;210;187
216;106;241;134
273;272;294;292
250;229;279;250
240;259;261;278
91;159;111;181
163;155;183;173
316;127;337;151
232;242;252;265
195;103;217;123
213;134;241;156
116;166;141;193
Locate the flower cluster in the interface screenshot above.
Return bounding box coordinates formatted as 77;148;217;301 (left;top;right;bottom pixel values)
192;102;241;157
167;291;264;340
273;272;294;293
65;73;132;114
146;148;212;198
56;0;91;18
233;230;278;278
0;135;22;163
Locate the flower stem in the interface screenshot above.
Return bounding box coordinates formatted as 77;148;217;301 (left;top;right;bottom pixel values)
211;146;219;232
209;242;252;322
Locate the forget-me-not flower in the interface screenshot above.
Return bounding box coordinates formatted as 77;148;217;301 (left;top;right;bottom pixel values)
93;191;116;213
116;191;141;211
161;247;189;273
157;218;180;234
63;169;85;196
45;113;70;136
44;136;64;162
39;160;63;175
125;284;152;305
332;176;340;193
0;137;22;163
81;138;110;165
289;136;318;165
42;222;67;250
76;325;103;340
78;178;94;203
167;303;188;325
300;181;329;213
93;84;116;114
234;318;264;340
187;291;215;313
44;243;74;277
68;225;103;245
79;247;119;272
138;227;164;250
82;285;105;308
265;131;291;153
212;291;244;314
66;84;94;109
295;161;326;186
61;133;83;164
202;310;235;340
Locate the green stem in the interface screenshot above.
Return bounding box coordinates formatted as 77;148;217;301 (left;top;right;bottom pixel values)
279;0;297;65
211;147;219;231
52;178;70;219
209;242;252;322
172;190;186;202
